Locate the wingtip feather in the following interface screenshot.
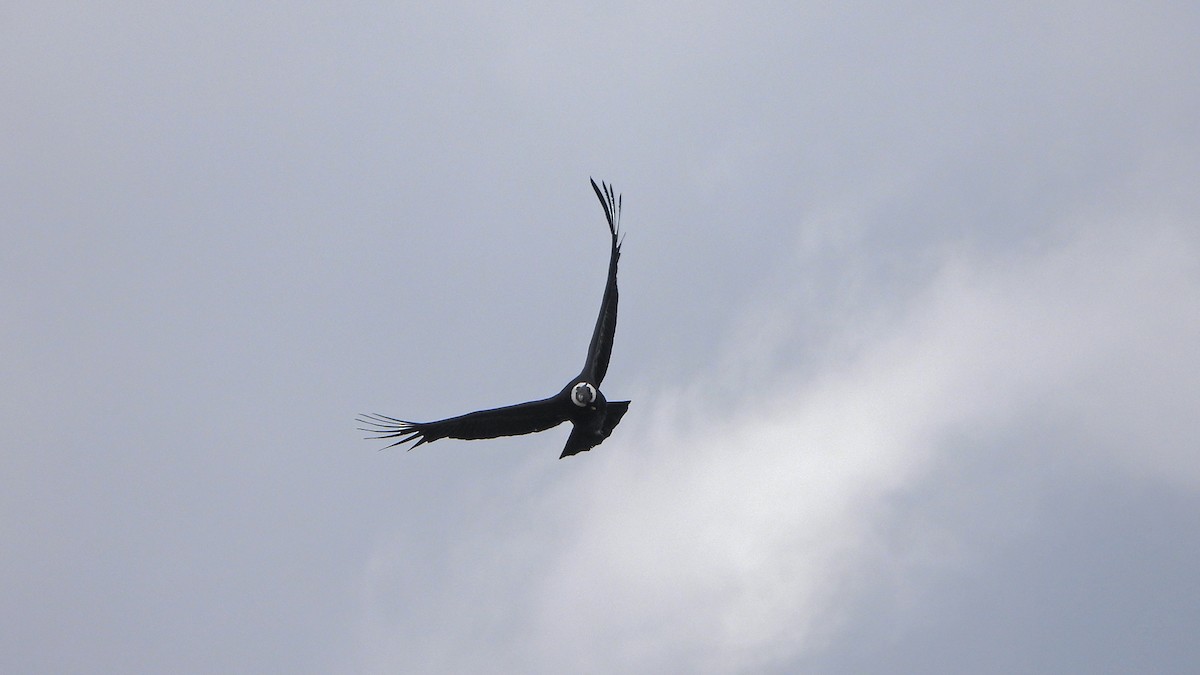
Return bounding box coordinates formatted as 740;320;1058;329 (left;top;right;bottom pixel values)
358;413;429;450
589;178;622;241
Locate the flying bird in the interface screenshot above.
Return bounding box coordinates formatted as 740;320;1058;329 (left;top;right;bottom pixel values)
358;179;630;459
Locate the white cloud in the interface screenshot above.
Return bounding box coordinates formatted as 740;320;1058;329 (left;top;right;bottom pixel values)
356;217;1200;672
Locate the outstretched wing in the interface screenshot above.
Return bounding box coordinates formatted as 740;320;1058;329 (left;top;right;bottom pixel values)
358;397;566;450
581;178;622;386
559;400;630;459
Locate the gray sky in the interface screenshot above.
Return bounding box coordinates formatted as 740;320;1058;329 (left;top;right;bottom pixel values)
4;2;1200;673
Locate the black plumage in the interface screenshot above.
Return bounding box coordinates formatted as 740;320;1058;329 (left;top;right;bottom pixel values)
358;179;629;459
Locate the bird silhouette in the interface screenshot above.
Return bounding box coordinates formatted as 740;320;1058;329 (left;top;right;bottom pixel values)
359;179;629;458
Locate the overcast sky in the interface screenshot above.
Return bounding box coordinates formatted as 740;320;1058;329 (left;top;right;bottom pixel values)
4;2;1200;673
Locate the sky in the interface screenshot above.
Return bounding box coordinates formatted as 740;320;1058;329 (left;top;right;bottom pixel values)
3;2;1199;673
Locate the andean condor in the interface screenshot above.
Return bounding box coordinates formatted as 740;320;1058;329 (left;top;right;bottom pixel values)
359;179;629;458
